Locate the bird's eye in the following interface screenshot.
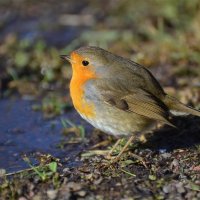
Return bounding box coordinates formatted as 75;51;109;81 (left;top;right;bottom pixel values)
82;60;89;66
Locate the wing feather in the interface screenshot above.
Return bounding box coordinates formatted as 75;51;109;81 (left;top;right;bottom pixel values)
99;84;174;127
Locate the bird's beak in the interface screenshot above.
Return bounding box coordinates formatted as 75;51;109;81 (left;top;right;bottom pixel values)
60;55;72;63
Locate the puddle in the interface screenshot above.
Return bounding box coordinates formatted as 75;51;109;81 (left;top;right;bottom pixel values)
0;1;96;173
0;97;93;173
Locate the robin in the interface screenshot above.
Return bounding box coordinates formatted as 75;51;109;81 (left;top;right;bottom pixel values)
61;46;200;162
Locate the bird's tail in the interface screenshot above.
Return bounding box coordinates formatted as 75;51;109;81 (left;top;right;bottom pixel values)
163;95;200;117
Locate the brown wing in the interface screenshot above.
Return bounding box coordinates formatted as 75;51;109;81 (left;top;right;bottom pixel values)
101;87;174;127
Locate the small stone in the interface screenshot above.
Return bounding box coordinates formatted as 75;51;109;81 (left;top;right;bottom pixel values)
67;182;82;191
161;153;171;159
77;190;86;197
47;189;58;200
170;159;179;170
0;168;6;177
94;177;103;185
175;182;185;193
185;192;195;199
116;182;121;186
163;185;172;193
159;149;167;154
191;165;200;171
63;168;70;173
57;185;70;199
32;194;42;200
18;197;27;200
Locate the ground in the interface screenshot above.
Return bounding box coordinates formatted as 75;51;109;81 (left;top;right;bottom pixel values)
0;0;200;199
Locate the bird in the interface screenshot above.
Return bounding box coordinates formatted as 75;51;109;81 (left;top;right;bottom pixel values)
61;46;200;162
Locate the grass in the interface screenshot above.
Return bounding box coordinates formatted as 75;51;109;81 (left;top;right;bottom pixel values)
120;168;136;177
61;118;86;140
25;161;58;182
0;156;61;199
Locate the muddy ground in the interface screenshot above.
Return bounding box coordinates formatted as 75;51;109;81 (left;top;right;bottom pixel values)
0;0;200;199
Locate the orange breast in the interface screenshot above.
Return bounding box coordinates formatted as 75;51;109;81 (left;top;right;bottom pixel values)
69;52;97;118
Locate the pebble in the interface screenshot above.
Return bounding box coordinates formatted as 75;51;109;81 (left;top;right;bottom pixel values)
77;190;87;197
197;192;200;198
0;168;6;177
32;194;42;200
18;197;27;200
47;189;58;200
67;182;82;191
185;192;195;199
159;149;167;154
163;184;173;193
161;153;171;159
170;159;179;170
63;168;70;173
175;182;185;193
94;177;103;185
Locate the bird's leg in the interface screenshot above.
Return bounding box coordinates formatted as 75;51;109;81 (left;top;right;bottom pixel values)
111;135;135;163
106;139;122;159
